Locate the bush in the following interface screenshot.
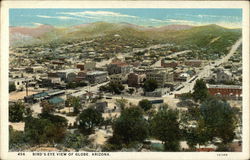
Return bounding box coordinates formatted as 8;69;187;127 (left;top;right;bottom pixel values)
9;83;16;92
138;99;152;112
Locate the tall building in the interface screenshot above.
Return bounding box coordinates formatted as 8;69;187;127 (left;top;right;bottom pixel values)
85;71;108;84
146;71;167;88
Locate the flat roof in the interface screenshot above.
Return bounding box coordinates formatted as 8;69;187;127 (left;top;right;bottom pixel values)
57;69;80;73
48;97;64;104
86;71;107;75
207;84;242;89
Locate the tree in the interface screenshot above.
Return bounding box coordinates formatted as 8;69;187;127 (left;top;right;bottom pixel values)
192;79;209;102
115;98;128;111
200;98;237;148
183;116;211;150
40;100;55;115
9;83;16;93
77;108;103;135
66;96;81;114
63;132;90;150
24;115;68;144
9;101;31;122
138;99;152;112
99;82;125;94
128;88;135;95
9;126;26;151
112;107;148;145
143;79;158;92
150;107;181;151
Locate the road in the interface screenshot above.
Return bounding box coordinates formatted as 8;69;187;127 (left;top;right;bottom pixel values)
174;37;242;94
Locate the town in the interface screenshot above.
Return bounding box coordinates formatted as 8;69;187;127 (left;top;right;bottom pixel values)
9;22;243;152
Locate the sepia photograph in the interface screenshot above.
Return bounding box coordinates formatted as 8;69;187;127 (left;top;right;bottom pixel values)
1;1;249;160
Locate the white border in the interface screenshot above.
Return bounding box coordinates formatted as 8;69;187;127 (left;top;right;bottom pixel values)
1;1;249;160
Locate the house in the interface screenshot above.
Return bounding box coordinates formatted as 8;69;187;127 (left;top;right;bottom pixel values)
84;61;96;71
178;73;191;82
9;77;34;91
127;73;145;87
85;71;108;84
76;61;96;71
9;72;23;79
95;101;108;113
76;63;85;71
25;66;44;73
207;84;242;100
216;68;232;82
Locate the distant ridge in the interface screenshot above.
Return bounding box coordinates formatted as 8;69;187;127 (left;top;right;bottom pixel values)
9;22;241;47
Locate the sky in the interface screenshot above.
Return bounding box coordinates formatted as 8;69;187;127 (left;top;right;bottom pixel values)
9;9;242;28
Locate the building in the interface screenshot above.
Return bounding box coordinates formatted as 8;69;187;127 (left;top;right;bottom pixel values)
48;97;65;109
84;61;96;71
76;63;85;71
134;67;155;75
127;73;145;87
56;69;80;82
85;71;108;84
107;61;132;75
9;72;23;79
24;89;65;103
109;74;127;84
9;77;34;91
207;84;242;100
215;69;232;82
75;71;87;82
145;88;169;97
95;101;108;113
184;60;202;67
178;73;191;82
146;71;167;88
25;66;44;73
76;61;96;71
161;59;178;68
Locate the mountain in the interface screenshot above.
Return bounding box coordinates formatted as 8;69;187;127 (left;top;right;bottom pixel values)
10;25;55;46
9;22;241;48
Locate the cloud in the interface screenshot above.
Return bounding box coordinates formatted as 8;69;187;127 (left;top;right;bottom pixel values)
149;18;167;23
165;19;194;23
37;15;80;20
58;11;138;19
32;22;43;26
149;18;241;28
37;15;53;18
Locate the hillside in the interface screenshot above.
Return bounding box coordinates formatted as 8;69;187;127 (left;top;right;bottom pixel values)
10;22;241;54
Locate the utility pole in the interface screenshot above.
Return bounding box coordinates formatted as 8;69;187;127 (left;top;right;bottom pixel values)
25;80;29;97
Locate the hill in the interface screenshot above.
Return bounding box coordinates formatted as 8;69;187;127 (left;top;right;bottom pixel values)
10;22;241;54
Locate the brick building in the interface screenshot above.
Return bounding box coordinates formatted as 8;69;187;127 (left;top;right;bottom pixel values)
107;60;132;75
184;60;202;67
161;59;178;68
207;84;242;100
127;73;146;87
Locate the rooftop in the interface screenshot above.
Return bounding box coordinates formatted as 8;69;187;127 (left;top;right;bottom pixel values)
86;71;107;75
207;84;242;89
48;97;64;104
57;69;80;73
